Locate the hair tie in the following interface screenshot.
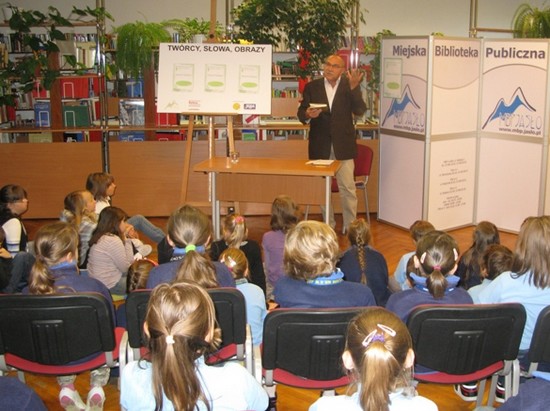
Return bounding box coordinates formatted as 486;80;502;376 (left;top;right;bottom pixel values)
225;256;237;271
362;323;396;348
433;264;441;270
185;244;196;252
166;335;175;345
234;215;244;223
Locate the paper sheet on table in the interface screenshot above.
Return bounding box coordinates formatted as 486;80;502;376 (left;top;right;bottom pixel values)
306;160;334;166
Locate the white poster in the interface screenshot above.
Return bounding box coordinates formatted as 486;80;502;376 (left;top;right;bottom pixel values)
481;40;548;137
380;37;428;135
157;43;272;114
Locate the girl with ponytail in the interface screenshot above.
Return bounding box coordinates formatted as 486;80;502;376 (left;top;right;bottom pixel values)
310;307;437;411
120;282;268;411
26;222;113;411
386;230;472;322
338;218;391;306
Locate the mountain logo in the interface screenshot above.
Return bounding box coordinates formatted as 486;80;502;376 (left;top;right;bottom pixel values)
381;85;421;126
482;87;535;129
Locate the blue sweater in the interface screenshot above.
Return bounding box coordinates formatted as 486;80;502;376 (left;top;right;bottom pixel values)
146;259;235;289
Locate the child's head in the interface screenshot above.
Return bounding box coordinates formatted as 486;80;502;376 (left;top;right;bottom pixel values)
167;205;211;250
126;259;156;293
63;190;96;223
348;218;371;247
0;184;28;217
220;248;249;280
85;172;116;201
345;307;414;411
222;213;248;248
144;281;221;411
174;248;218;289
409;220;435;243
481;244;513;281
30;222;79;295
270;195;299;232
512;215;550;288
414;230;459;298
283;220;339;280
90;206;129;246
472;221;500;252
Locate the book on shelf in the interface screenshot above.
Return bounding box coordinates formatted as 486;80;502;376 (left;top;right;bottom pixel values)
119;99;145;126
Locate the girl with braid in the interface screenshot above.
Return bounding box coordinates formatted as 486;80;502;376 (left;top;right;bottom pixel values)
386;230;472;323
338;218;391;306
120;282;268;411
309;307;437;411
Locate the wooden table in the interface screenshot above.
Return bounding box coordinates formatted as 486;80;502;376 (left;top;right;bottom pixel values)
194;156;341;237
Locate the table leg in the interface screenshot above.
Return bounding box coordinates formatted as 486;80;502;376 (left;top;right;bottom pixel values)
325;176;331;225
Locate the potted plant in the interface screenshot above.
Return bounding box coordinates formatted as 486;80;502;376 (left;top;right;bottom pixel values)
0;5;112;107
233;0;362;79
512;3;550;38
161;17;224;43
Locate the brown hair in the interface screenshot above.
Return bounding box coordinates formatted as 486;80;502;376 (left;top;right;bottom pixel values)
415;230;459;299
409;220;435;243
346;307;414;411
481;244;513;281
89;206;128;247
220;248;249;280
222;213;248;248
461;221;500;286
347;218;372;285
29;222;79;295
126;259;156;293
511;216;550;288
167;205;211;249
270;195;299;232
283;220;339;280
85;172;115;201
145;282;221;411
0;184;27;220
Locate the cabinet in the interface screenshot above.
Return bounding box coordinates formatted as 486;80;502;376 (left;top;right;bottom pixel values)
0;1;108;144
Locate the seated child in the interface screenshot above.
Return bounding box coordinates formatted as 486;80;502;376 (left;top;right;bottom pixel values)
120;281;268;410
220;247;267;346
468;244;513;303
309;307;437;411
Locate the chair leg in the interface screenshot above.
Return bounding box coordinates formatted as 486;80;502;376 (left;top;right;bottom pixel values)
363;187;370;226
304;205;310;220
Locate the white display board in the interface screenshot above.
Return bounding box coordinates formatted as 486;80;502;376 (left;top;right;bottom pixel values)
157;43;272;114
477;39;549;231
378;36;480;230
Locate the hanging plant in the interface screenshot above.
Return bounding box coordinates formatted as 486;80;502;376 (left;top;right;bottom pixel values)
512;3;550;38
114;21;171;78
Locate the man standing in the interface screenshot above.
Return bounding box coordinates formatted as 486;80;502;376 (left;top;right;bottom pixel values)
298;54;367;232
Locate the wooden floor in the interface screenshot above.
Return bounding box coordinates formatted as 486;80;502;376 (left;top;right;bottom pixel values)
10;213;516;410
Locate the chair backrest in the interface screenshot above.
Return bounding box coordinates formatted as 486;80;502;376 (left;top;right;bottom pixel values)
0;293;117;366
407;303;526;375
125;288;247;359
527;305;550;364
331;144;374;192
262;308;362;382
354;144;374;178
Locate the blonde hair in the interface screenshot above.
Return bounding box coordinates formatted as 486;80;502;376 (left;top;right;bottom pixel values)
347;218;372;285
283;220;339;280
63;190;97;229
126;259;156;293
222;213;248;248
415;230;459;299
220;248;249;280
174;251;218;289
29;222;79;295
512;216;550;288
346;307;413;411
167;205;211;249
145;282;221;411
